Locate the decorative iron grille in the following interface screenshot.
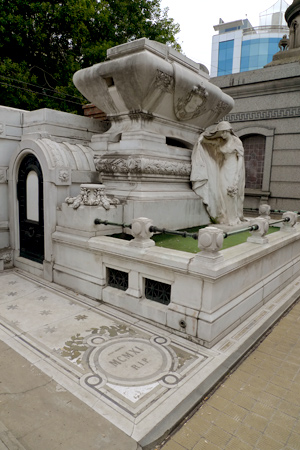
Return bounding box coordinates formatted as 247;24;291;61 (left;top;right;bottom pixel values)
107;268;128;291
145;278;171;305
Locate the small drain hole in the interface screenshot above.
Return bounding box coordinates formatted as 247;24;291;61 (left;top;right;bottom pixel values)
179;320;187;329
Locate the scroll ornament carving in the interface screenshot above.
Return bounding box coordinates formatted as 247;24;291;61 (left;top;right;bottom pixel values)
292;19;299;32
65;184;120;210
94;157;191;176
155;70;174;93
291;19;300;49
213;100;230;114
0;169;6;182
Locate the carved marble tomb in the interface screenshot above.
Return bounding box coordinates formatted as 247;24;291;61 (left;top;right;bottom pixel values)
73;38;234;229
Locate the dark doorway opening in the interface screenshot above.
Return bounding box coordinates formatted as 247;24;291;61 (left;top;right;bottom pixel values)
17;154;44;263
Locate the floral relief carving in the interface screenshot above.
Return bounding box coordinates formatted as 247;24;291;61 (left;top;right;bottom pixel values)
0;252;12;263
65;184;120;210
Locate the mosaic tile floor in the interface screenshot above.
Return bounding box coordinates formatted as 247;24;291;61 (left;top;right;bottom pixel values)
1;269;299;448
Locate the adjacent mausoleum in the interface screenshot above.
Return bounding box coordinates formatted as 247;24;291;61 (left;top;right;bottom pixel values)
211;0;300;211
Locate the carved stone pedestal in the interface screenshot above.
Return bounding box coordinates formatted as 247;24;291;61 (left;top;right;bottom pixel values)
74;38;234;228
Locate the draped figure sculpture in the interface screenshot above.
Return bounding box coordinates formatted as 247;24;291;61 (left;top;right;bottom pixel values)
191;121;245;226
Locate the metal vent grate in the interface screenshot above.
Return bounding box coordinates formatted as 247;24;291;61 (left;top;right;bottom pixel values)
145;278;171;305
107;268;128;291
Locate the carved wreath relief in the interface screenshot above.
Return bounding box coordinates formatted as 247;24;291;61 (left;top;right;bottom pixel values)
175;84;208;121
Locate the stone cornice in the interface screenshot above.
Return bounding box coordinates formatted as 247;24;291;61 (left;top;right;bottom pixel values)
212;64;300;94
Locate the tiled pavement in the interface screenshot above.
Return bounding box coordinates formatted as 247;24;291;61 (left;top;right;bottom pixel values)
0;339;136;450
159;301;300;450
1;268;300;449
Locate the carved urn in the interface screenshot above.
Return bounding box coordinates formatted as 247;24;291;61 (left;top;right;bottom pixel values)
74;38;234;145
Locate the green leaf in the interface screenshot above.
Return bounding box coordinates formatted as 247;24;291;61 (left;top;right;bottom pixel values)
0;0;181;112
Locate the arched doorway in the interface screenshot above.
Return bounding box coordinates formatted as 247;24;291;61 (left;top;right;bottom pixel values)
17;154;44;263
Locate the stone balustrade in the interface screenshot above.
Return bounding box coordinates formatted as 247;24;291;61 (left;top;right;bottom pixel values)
52;206;300;348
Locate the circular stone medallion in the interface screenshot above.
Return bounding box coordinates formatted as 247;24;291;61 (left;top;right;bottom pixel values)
89;337;174;386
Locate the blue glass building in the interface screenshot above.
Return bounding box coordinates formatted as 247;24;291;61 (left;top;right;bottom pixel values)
211;0;290;77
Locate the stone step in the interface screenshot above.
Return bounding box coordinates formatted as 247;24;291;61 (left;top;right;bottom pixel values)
0;422;27;450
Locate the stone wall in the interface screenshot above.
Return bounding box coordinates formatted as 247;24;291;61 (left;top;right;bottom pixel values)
0;106;24;258
0;106;108;275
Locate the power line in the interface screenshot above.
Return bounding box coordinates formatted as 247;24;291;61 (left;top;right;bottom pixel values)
0;74;84;101
0;81;84;106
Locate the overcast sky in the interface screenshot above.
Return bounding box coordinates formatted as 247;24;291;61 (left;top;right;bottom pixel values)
160;0;292;73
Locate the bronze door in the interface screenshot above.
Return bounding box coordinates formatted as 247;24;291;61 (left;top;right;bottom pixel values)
17;154;44;263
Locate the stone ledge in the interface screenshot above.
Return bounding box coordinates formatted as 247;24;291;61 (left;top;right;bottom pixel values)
0;421;27;450
245;189;270;197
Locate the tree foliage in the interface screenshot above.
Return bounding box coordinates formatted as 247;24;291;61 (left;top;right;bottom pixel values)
0;0;181;113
